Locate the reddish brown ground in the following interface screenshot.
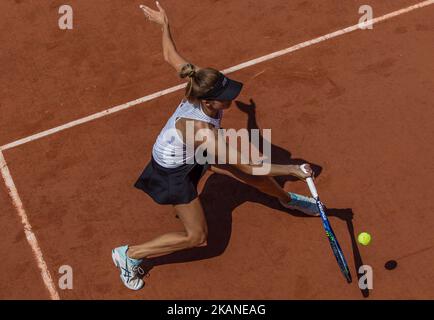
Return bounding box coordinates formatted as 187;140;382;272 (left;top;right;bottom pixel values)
1;0;433;299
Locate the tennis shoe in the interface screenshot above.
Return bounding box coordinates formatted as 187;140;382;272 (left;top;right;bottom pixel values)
112;245;145;291
280;192;320;216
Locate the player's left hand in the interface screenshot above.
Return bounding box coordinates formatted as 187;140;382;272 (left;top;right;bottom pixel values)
140;1;168;26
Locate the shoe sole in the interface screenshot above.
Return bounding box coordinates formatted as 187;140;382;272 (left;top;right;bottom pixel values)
112;250;121;269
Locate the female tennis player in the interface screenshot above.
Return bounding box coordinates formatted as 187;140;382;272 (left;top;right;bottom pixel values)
112;1;320;290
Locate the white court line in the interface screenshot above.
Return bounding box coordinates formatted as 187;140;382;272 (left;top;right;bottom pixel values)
0;151;60;300
1;0;433;152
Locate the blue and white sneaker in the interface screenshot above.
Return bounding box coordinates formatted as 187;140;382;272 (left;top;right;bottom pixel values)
280;192;320;216
112;245;145;291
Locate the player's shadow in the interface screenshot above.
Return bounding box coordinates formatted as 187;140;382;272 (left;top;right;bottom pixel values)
144;99;368;298
235;99;322;185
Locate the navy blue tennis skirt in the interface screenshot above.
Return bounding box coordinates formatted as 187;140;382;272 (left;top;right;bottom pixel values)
134;157;209;205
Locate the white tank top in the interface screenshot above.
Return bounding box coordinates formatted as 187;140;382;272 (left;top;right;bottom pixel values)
152;99;223;168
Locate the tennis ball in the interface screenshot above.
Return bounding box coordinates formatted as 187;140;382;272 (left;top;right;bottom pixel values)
358;232;372;246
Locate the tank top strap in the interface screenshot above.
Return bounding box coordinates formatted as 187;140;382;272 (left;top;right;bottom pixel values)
176;100;222;129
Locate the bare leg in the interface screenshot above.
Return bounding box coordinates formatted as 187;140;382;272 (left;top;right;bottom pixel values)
127;198;208;260
210;164;291;203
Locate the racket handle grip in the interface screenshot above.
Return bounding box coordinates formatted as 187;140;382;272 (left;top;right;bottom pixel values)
300;164;319;199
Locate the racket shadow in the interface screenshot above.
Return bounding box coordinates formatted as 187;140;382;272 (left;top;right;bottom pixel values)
327;208;370;298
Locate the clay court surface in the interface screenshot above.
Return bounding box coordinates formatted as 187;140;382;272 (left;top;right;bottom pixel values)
1;0;433;299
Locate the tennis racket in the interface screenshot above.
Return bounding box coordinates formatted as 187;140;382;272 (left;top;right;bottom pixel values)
301;164;352;283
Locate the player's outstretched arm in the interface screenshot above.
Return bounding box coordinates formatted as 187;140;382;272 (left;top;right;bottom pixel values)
199;127;314;179
140;1;192;73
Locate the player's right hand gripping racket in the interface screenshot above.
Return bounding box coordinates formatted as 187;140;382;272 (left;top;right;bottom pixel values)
301;164;352;283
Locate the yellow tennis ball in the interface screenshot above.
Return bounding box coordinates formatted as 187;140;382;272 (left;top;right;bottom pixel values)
358;232;372;246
